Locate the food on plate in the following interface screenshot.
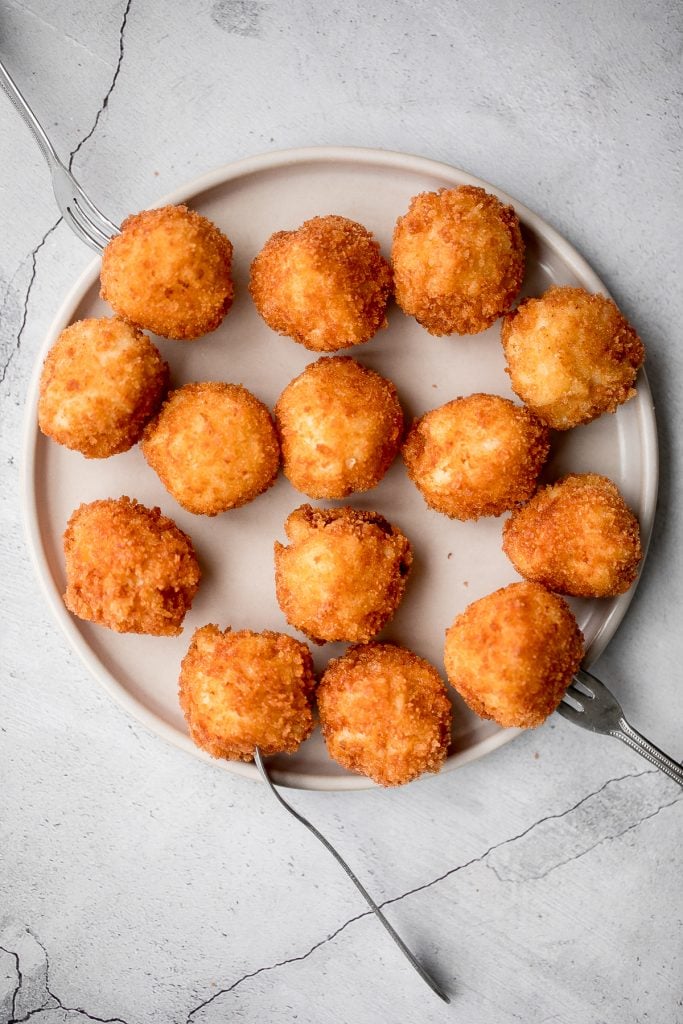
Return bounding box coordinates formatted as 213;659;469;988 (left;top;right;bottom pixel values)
391;185;524;335
249;215;392;351
38;317;169;458
444;581;584;728
141;382;280;515
63;496;200;635
503;473;642;597
179;625;315;761
100;205;233;340
274;504;412;644
274;356;404;498
317;643;452;786
501;285;645;429
402;393;549;520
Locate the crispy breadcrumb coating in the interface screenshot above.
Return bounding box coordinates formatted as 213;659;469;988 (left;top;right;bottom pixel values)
100;205;233;340
501;286;644;429
178;625;315;761
317;643;452;786
392;185;524;335
503;473;642;597
63;497;200;635
274;505;412;644
141;382;280;516
444;581;583;728
402;393;549;520
249;215;392;351
274;356;404;498
38;317;168;458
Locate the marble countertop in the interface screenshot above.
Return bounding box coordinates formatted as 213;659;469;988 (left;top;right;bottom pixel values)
1;2;681;1022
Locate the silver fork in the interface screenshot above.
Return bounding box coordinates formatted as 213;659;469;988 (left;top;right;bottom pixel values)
254;749;450;1003
0;57;119;252
558;668;683;786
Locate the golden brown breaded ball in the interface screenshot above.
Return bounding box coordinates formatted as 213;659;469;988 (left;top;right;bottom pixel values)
63;497;200;635
38;317;168;458
392;185;524;335
274;505;412;644
444;581;583;728
274;356;404;498
501;286;645;429
100;205;233;340
249;215;392;351
402;393;549;520
178;625;315;761
503;473;642;598
141;382;280;516
317;643;452;786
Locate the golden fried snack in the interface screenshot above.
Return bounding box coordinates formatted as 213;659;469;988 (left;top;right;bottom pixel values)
503;473;642;597
317;643;452;786
444;581;583;728
63;497;200;635
274;505;412;644
179;626;315;761
141;382;280;515
100;205;233;340
274;356;404;498
38;317;168;458
501;286;644;429
249;215;392;351
402;393;549;520
392;185;524;335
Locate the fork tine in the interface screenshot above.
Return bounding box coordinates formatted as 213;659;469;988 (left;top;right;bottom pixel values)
555;699;588;727
562;683;585;708
569;676;595;699
72;179;120;235
64;205;105;253
574;668;626;714
71;196;116;247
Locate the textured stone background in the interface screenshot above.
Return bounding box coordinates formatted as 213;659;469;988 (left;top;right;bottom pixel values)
1;2;681;1022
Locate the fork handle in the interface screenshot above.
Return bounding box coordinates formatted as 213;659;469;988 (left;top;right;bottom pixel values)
613;718;683;787
253;749;450;1003
0;57;61;169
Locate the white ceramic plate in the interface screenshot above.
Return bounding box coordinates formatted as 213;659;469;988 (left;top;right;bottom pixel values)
22;147;658;790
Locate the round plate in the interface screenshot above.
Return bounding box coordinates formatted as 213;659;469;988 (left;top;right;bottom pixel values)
22;147;658;790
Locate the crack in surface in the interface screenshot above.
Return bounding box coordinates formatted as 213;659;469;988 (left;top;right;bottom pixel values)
185;768;658;1019
0;946;21;1022
4;929;129;1024
0;219;60;386
515;790;683;883
185;915;365;1021
68;0;133;169
1;0;132;388
381;768;653;907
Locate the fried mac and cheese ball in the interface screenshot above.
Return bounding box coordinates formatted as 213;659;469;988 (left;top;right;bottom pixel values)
317;643;452;786
274;356;404;498
141;382;280;516
63;497;200;635
444;582;583;728
38;317;168;458
100;205;233;340
501;286;645;429
503;473;642;598
179;626;315;761
274;505;412;644
402;393;549;520
392;185;524;335
249;215;392;351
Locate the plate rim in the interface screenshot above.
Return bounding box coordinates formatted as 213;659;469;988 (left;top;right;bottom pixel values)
20;144;659;791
